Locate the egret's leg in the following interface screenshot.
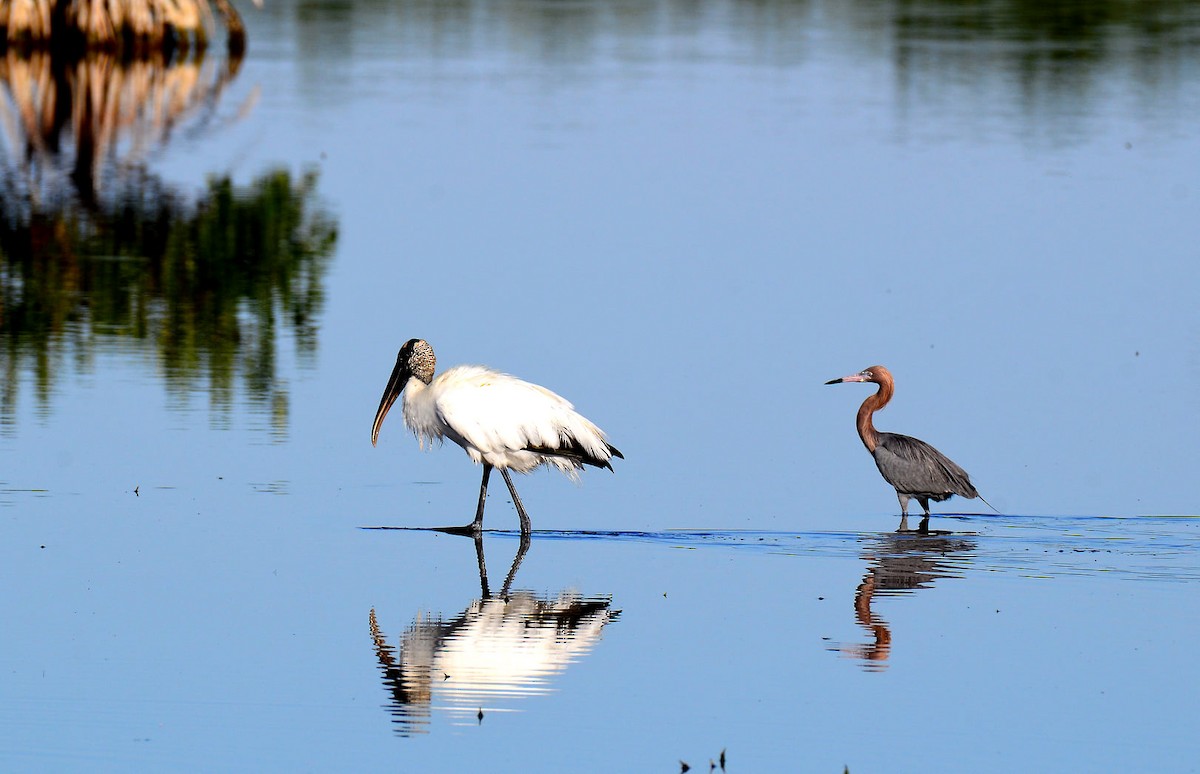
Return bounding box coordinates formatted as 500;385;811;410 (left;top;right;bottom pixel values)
916;498;932;534
896;493;911;532
500;469;532;535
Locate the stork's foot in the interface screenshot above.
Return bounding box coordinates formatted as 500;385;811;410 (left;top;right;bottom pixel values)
433;523;482;537
917;515;931;534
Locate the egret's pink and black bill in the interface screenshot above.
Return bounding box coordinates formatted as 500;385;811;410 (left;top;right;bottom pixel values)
825;371;870;385
371;356;410;446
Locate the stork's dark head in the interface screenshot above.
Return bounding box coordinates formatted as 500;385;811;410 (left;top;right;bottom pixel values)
399;338;436;384
825;365;892;386
372;339;437;446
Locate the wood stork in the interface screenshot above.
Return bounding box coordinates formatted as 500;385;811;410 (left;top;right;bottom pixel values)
371;339;623;534
825;365;990;531
368;533;617;736
369;590;616;735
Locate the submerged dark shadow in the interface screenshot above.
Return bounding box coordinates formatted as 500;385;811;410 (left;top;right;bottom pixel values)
361;525;698;542
361;524;981;558
831;532;975;671
368;533;619;737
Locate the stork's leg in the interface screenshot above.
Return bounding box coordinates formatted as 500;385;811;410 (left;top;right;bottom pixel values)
473;531;491;598
473;464;493;532
500;469;532;535
499;530;532;599
438;463;491;535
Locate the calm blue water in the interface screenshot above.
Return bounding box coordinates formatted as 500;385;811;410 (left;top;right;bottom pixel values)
2;1;1199;771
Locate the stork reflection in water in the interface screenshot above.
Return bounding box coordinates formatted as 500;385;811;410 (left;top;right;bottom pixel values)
371;339;622;535
825;365;991;532
369;534;618;736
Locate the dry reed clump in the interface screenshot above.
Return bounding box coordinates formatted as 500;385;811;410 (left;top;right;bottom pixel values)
0;0;256;54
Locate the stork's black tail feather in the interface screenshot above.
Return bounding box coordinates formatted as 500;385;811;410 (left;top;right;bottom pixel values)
524;438;623;471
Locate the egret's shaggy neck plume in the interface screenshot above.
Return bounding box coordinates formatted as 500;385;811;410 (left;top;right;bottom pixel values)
855;366;894;454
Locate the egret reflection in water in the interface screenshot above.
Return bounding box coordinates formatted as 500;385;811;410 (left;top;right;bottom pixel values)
833;532;975;671
369;535;619;737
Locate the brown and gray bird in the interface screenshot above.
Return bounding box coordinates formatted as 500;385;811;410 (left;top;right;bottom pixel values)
825;365;987;531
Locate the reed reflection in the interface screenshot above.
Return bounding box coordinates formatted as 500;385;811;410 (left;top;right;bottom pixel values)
369;535;619;737
833;533;974;671
0;45;250;206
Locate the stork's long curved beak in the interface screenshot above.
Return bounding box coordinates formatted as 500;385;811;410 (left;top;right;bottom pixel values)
825;372;868;385
371;358;410;446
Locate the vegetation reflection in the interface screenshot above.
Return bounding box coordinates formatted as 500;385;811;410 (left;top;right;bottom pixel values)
369;534;619;737
267;0;1200;85
0;26;336;436
832;533;975;671
0;168;337;434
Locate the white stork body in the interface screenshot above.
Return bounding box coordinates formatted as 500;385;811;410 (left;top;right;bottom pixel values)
372;340;621;534
370;591;616;735
402;365;614;476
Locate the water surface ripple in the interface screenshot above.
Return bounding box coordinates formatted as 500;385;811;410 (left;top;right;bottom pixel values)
457;514;1200;583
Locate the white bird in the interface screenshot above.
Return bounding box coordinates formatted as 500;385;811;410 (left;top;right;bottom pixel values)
369;591;617;735
371;339;622;534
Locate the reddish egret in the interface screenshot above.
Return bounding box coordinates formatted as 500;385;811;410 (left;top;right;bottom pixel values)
825;365;987;531
371;339;622;535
